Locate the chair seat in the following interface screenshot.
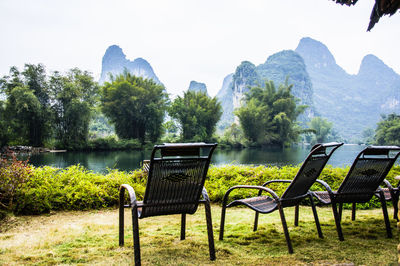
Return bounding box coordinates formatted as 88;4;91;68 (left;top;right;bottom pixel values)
313;191;332;204
229;196;278;213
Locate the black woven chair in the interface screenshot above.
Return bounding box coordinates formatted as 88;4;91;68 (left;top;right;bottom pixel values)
219;142;343;253
350;177;400;222
119;143;217;266
313;146;400;241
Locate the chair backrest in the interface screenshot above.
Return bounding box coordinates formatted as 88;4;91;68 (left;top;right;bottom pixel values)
140;143;217;218
336;146;400;203
281;142;343;203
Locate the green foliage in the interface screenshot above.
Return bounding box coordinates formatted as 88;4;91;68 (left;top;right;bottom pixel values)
101;72;168;143
0;64;52;146
236;80;306;147
89;110;115;139
0;64;101;149
160;120;180;143
375;113;400;145
0;100;10;147
87;136;141;150
12;165;147;215
169;91;222;141
0;151;32;211
4;161;399;215
361;127;375;144
308;116;333;143
49;69;100;150
218;123;246;148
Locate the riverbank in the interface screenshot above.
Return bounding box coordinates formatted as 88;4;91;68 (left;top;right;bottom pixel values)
0;206;397;265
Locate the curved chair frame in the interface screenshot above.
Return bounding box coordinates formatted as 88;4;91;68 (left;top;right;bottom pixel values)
313;145;400;241
219;142;343;253
119;143;217;266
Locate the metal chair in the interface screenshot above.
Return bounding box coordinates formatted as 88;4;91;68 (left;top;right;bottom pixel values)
119;143;217;265
219;142;343;253
313;146;400;240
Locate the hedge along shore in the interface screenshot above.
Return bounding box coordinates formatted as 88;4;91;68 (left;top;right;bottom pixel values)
1;163;400;215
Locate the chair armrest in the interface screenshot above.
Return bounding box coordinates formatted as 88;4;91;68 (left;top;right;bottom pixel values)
202;187;211;202
313;179;334;195
395;175;400;188
221;185;280;208
119;184;138;206
262;179;292;186
382;179;394;190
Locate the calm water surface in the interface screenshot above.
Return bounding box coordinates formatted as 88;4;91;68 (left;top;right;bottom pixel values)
24;144;366;173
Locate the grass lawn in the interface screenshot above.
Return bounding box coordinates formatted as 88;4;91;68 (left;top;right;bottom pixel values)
0;205;398;265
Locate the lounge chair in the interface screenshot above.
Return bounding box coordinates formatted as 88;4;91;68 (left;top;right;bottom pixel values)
313;146;400;240
119;143;217;265
219;142;343;253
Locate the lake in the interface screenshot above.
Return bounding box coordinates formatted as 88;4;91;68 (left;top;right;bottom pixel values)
23;144;367;173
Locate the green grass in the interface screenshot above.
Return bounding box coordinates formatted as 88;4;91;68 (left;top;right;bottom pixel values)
0;205;398;265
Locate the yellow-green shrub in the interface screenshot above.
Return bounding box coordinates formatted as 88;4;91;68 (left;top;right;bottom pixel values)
4;163;400;215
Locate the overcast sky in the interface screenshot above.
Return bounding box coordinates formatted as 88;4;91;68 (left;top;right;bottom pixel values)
0;0;399;96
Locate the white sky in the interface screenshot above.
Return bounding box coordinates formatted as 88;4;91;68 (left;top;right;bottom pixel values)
0;0;399;97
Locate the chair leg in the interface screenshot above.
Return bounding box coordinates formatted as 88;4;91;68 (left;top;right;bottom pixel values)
204;201;216;261
219;204;227;241
338;203;343;222
132;206;141;266
254;212;259;231
351;203;356;221
309;195;323;238
278;205;293;254
294;204;299;226
332;202;344;241
181;214;186;240
119;189;125;246
379;195;392;238
392;194;399;221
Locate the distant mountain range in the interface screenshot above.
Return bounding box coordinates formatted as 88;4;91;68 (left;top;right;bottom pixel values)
295;37;400;140
99;39;400;141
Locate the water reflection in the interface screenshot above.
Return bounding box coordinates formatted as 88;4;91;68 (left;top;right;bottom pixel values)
24;144;366;173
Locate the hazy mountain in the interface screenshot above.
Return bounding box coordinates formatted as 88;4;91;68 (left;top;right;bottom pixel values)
99;45;161;84
256;50;315;122
216;74;234;131
295;37;400;140
188;81;208;95
216;50;315;129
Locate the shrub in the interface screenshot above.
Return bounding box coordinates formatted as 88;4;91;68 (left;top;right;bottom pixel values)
0;150;32;212
3;162;400;215
13;165;147;215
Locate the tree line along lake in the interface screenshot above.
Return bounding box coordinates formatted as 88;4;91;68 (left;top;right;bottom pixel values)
21;144;373;173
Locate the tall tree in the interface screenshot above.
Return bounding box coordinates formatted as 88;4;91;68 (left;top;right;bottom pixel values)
236;80;306;147
169;91;222;141
100;72;168;143
49;68;99;149
0;100;10;147
375;113;400;145
0;64;51;146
